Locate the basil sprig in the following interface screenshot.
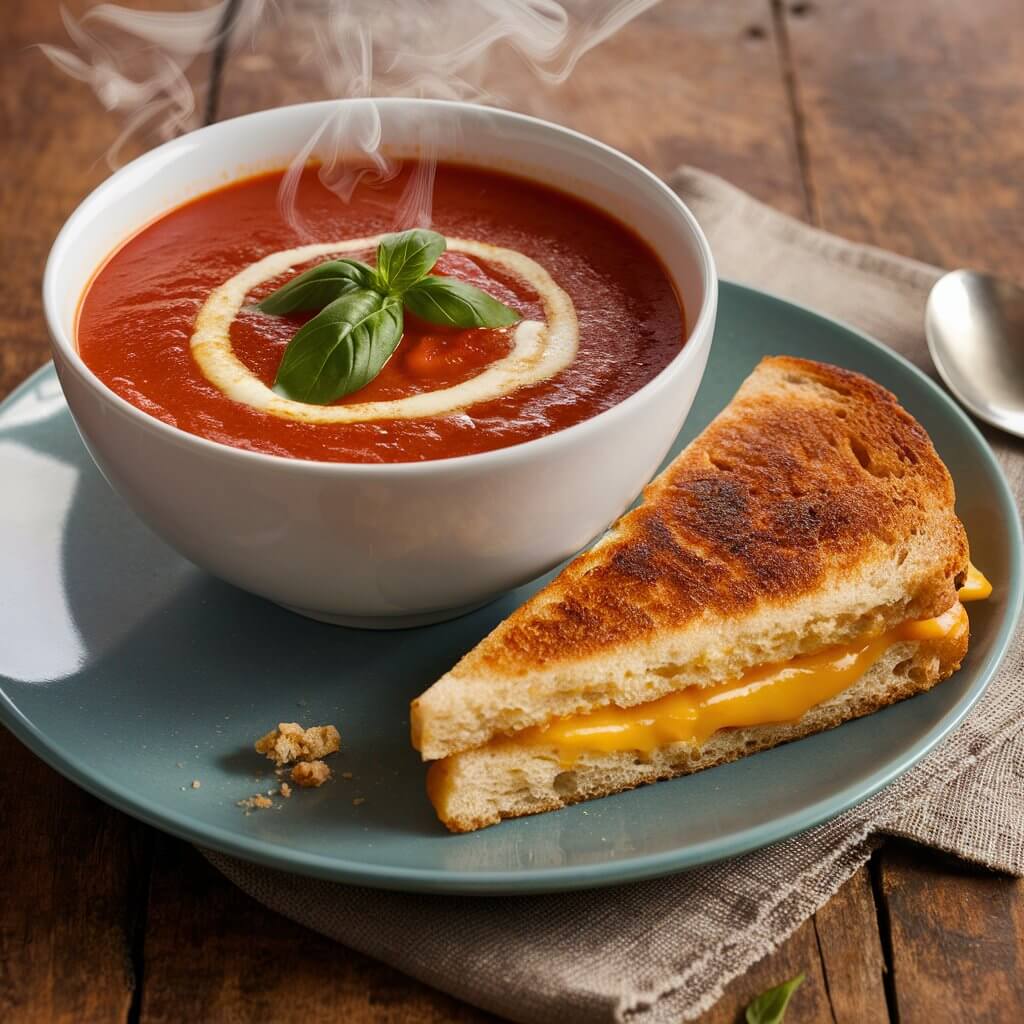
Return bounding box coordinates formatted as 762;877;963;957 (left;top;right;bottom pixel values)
745;972;805;1024
257;229;519;405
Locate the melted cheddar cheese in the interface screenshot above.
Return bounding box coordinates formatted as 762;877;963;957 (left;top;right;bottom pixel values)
960;562;993;602
493;563;992;764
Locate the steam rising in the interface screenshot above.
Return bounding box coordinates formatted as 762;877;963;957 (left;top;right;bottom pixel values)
41;0;658;227
39;2;263;165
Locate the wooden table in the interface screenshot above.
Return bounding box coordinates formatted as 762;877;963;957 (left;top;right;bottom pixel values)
3;2;1023;1020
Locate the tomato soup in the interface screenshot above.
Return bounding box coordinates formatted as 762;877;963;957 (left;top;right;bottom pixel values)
77;163;685;463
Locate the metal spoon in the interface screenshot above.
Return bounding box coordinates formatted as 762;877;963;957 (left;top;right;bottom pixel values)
926;269;1024;439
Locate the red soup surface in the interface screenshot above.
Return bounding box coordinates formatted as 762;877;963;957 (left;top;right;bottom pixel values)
77;163;686;463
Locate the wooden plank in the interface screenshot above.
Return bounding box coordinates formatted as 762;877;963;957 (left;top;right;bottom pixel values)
0;1;115;395
697;918;835;1023
876;841;1024;1024
0;730;148;1023
138;837;503;1024
695;867;891;1023
781;0;1024;274
215;0;807;215
813;864;891;1023
0;4;213;1022
0;4;150;1019
0;0;212;398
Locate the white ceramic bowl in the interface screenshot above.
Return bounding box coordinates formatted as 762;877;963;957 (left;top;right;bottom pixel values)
43;99;717;627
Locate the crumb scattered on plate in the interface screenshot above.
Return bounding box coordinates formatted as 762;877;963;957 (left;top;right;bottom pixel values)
291;760;331;788
341;771;354;780
241;721;340;806
255;722;340;766
237;793;274;811
352;797;365;807
191;779;201;789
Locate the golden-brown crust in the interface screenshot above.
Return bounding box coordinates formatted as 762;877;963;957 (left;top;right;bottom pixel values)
457;357;968;676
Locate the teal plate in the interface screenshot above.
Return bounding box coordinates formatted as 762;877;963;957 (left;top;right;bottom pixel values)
2;282;1020;894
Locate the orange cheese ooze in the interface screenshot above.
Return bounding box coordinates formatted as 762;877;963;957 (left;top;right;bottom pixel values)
425;565;992;795
509;599;978;763
960;562;992;602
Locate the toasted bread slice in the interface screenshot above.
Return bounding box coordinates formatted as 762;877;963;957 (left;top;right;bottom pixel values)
427;627;967;832
412;357;969;765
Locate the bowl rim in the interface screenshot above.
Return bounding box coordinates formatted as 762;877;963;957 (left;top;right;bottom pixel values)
43;97;718;477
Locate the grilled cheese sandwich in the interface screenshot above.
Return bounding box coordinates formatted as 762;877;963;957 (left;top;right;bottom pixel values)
412;357;987;832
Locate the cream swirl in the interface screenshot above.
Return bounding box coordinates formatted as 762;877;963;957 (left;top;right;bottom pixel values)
189;237;578;423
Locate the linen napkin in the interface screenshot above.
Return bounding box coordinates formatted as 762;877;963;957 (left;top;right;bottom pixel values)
205;168;1024;1023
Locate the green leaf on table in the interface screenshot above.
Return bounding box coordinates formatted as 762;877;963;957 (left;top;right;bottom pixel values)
375;229;446;293
256;258;377;315
403;275;520;328
273;288;403;405
745;972;805;1024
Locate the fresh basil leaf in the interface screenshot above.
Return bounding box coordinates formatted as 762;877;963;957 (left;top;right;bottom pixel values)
375;229;445;293
745;972;805;1024
273;288;403;405
403;275;520;329
257;258;376;315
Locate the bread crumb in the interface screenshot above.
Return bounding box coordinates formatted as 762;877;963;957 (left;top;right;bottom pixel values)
291;760;331;788
279;782;292;798
255;722;340;766
191;779;201;790
237;793;273;811
352;797;365;807
341;771;354;780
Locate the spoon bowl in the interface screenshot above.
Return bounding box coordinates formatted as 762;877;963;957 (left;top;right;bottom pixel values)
926;269;1024;439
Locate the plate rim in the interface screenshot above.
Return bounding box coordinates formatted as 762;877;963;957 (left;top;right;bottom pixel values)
3;280;1021;894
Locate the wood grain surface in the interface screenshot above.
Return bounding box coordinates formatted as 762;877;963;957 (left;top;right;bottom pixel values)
878;842;1024;1024
1;1;1022;1022
0;4;206;1022
215;0;808;217
784;0;1024;276
138;838;504;1024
